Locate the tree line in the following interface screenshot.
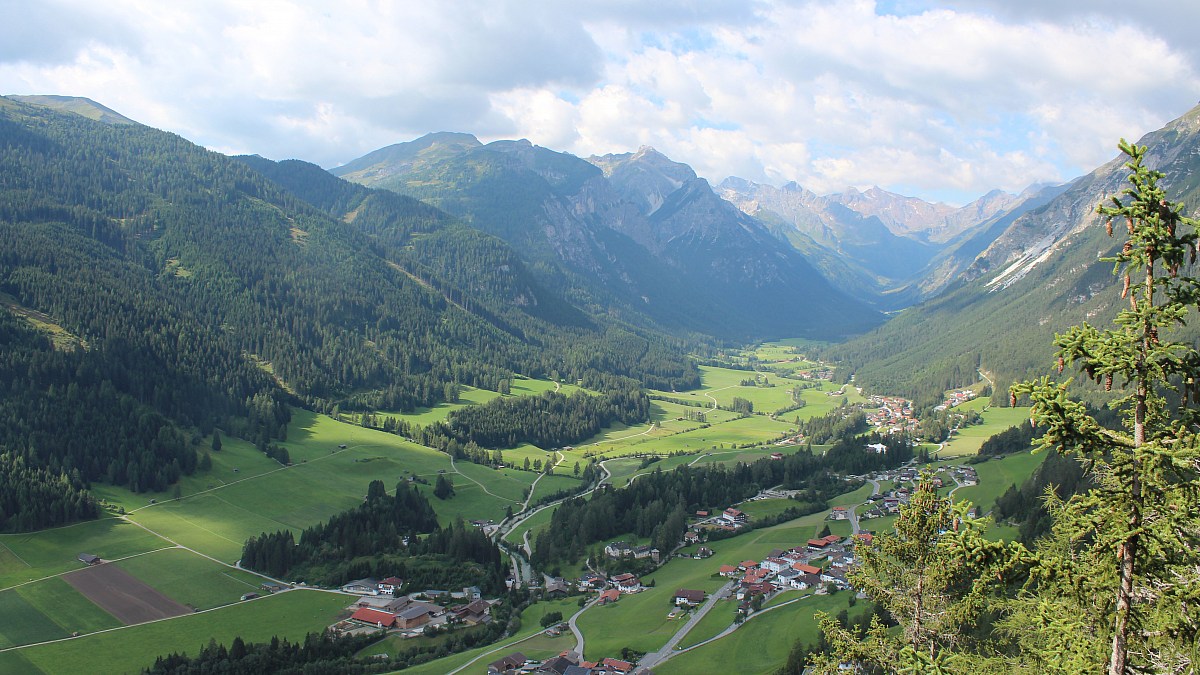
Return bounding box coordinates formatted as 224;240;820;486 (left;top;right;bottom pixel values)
240;479;504;592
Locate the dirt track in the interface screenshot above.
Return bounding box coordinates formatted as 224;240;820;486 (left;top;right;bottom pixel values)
64;563;191;625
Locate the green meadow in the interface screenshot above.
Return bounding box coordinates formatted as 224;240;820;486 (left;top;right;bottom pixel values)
655;592;865;675
0;519;165;589
11;589;348;674
937;398;1032;457
115;548;265;610
951;450;1047;514
0;576;121;649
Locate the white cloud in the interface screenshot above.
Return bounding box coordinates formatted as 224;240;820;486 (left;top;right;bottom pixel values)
1;0;1197;203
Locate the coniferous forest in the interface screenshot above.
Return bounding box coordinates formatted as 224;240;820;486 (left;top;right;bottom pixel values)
0;98;697;530
240;479;505;593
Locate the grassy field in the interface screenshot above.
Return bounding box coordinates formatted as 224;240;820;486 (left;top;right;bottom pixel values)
10;589;347;674
0;576;123;649
0;519;165;589
937;399;1032;457
951;450;1047;514
655;592;862;674
115;548;265;611
675;598;740;649
91;412;531;563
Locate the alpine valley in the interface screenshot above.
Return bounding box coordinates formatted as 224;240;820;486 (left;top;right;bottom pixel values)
1;93;1198;675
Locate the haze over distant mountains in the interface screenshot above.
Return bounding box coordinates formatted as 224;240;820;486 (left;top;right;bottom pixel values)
8;93;1200;406
332;133;885;340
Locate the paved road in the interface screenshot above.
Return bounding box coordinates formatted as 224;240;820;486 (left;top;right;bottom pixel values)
567;595;597;655
848;478;881;534
638;581;734;669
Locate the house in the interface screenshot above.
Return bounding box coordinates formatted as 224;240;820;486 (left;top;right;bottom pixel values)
377;576;404;594
77;553;101;565
738;559;758;570
451;599;492;625
488;651;528;674
240;592;259;601
601;657;635;673
807;538;832;550
829;506;849;520
612;573;641;593
260;582;288;593
793;563;821;576
761;557;789;573
342;578;381;595
718;564;740;577
695;510;709;518
597;588;620;605
683;531;701;545
721;508;749;526
631;545;660;562
794;572;822;590
462;585;482;600
578;572;607;590
349;607;398;629
544;577;570;597
674;589;706;607
776;569;800;586
694;546;714;559
604;541;633;558
770;452;784;460
396;605;433;629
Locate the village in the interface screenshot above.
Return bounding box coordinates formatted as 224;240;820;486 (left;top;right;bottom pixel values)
281;420;989;675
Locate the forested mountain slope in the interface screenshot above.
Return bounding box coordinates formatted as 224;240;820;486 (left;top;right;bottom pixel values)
0;97;696;528
826;103;1200;408
334;136;883;340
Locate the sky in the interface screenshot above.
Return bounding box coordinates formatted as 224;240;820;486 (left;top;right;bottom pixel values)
2;0;1198;205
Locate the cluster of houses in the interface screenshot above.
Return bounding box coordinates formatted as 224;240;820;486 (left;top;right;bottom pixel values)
603;541;661;564
715;534;858;611
795;367;833;380
934;389;978;411
693;507;751;532
948;465;978;486
865;395;919;435
330;581;492;636
488;650;650;675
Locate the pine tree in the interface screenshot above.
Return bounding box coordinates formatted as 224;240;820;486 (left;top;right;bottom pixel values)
1011;139;1200;673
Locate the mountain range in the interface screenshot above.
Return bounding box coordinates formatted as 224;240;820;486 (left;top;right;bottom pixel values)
333;135;883;340
4;91;1200;502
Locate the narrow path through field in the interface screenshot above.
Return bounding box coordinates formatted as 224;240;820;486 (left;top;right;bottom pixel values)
449;455;520;503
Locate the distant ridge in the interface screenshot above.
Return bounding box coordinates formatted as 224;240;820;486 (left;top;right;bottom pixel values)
6;94;138;125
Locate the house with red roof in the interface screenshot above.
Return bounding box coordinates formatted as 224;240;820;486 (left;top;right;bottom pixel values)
601;657;635;673
349;607;398;629
597;588;620;605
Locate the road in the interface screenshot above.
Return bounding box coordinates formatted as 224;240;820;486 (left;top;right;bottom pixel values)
847;478;881;534
637;581;734;669
567;594;597;655
492;460;613;587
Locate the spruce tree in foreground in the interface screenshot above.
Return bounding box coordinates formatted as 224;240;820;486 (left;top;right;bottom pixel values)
812;140;1200;674
1010;139;1200;674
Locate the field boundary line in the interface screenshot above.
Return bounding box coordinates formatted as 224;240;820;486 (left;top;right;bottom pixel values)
0;539;31;569
0;546;178;593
